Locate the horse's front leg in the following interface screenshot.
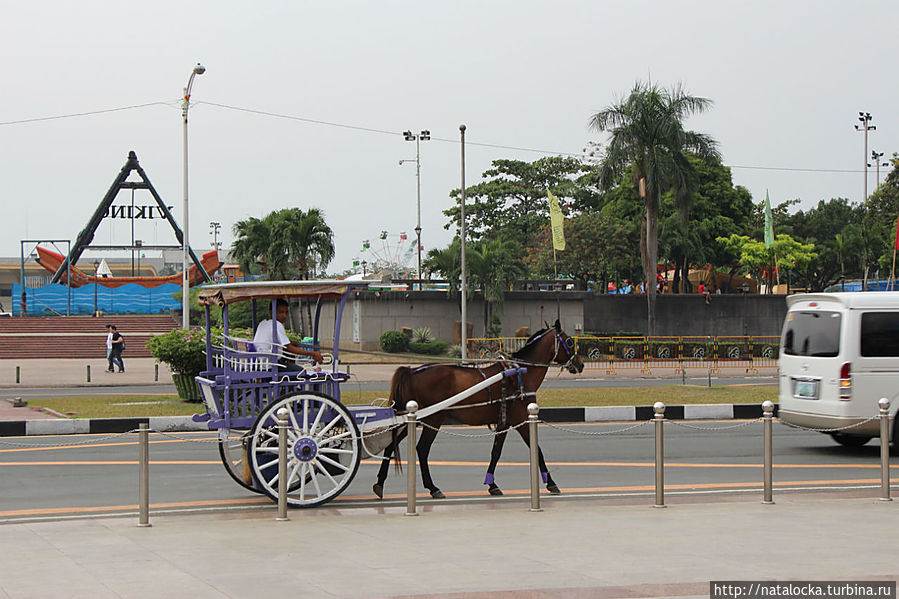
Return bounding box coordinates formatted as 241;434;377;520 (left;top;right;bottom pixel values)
417;417;445;499
373;425;408;499
516;422;561;494
484;427;509;496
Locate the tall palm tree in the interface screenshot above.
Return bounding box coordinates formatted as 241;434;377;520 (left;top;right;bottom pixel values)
467;238;526;334
589;81;719;335
231;208;334;281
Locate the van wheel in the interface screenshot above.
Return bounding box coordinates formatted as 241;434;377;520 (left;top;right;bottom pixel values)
830;433;871;448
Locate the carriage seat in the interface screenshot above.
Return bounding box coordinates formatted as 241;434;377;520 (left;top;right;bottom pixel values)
216;334;337;381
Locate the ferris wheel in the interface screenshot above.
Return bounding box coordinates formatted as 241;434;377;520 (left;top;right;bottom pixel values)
354;231;417;276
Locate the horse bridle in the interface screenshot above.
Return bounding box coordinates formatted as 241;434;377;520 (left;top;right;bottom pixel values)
553;328;579;372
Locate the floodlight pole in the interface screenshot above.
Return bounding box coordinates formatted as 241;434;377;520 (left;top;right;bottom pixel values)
181;63;205;329
459;124;467;360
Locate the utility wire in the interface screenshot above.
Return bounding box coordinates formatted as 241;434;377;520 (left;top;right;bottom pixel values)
0;99;879;175
0;101;173;126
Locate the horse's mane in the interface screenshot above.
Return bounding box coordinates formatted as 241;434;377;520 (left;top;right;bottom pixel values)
511;327;551;359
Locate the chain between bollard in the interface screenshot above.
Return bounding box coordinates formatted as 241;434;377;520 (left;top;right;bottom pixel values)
275;407;290;521
879;398;892;502
405;401;419;517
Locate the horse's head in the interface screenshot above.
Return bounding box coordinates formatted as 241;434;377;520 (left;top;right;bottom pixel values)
551;320;584;374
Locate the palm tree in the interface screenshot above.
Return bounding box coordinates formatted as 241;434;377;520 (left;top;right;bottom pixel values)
231;208;335;334
589;81;719;335
231;208;334;281
467;238;526;334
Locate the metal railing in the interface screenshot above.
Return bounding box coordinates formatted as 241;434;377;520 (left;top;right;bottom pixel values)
468;335;781;373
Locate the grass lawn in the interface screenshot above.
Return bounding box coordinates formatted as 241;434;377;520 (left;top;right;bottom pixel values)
31;384;778;419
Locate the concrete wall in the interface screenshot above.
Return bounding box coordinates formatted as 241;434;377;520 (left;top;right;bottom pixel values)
309;290;586;351
584;293;788;336
301;290;789;351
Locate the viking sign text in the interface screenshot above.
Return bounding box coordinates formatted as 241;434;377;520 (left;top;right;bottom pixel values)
103;205;174;220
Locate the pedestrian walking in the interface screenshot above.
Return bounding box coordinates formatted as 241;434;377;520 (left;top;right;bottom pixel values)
109;325;125;373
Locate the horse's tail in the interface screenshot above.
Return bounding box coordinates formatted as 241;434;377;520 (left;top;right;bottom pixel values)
389;366;415;473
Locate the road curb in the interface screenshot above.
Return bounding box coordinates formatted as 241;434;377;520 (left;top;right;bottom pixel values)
0;404;779;436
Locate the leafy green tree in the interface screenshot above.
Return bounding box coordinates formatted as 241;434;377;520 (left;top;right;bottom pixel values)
443;156;595;248
783;198;859;291
589;81;719;334
717;233;817;292
660;155;754;292
524;211;638;287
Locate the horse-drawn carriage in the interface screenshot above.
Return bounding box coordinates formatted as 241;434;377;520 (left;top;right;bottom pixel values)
193;280;583;508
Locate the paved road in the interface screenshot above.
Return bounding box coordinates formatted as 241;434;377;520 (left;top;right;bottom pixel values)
0;418;891;523
1;375;777;400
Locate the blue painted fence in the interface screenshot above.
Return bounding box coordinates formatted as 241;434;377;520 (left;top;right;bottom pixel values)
13;283;180;316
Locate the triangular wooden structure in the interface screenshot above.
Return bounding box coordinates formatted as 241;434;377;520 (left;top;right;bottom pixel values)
50;151;211;284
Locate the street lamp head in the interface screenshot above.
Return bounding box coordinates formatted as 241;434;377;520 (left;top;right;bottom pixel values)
420;130;430;141
403;130;415;141
193;63;206;75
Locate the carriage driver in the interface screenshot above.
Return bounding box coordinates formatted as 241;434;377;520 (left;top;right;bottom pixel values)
253;299;323;370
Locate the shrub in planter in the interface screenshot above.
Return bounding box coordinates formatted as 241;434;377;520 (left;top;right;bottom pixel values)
379;330;409;353
147;328;208;378
409;340;448;355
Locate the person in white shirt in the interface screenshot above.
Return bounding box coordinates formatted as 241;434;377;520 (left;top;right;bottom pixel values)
105;323;115;373
253;299;323;371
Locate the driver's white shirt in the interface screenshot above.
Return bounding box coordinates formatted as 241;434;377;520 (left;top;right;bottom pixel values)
253;319;289;357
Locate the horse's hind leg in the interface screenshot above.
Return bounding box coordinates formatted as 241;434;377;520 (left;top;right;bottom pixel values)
417;421;445;499
484;428;509;496
373;426;408;499
516;424;561;495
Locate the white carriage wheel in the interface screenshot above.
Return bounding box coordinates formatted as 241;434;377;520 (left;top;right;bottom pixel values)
249;391;361;508
218;429;265;494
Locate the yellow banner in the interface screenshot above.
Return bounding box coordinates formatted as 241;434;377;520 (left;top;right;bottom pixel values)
547;190;566;251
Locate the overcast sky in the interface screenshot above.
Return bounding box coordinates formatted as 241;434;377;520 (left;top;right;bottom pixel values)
2;1;897;274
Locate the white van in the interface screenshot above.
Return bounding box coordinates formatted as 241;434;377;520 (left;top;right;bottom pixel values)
778;292;899;447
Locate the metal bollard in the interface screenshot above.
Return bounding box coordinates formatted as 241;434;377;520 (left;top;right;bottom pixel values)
16;366;20;384
154;362;159;382
707;367;711;388
86;364;91;383
762;400;775;504
878;398;892;502
138;423;151;527
405;401;419;517
276;407;290;520
527;403;542;512
653;402;666;508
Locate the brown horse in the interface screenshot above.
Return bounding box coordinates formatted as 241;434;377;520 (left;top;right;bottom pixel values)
373;320;584;499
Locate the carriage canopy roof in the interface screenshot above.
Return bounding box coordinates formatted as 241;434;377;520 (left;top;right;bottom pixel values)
197;280;370;306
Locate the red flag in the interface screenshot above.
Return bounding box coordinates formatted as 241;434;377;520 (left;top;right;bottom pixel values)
895;216;899;251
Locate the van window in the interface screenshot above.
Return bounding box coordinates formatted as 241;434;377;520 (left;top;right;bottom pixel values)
861;312;899;357
782;311;841;357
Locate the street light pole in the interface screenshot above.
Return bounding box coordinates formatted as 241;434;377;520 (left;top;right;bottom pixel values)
209;221;222;252
182;63;206;329
855;112;875;202
93;260;100;316
870;150;889;188
459;124;467;361
402;130;429;290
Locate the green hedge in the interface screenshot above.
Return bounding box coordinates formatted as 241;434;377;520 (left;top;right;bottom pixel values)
409;340;448;355
379;330;409;353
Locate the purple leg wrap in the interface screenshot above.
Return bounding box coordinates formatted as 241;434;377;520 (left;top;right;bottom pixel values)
541;472;548;484
484;473;495;485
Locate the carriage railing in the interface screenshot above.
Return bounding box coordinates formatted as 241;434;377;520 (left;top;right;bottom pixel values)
467;335;781;373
